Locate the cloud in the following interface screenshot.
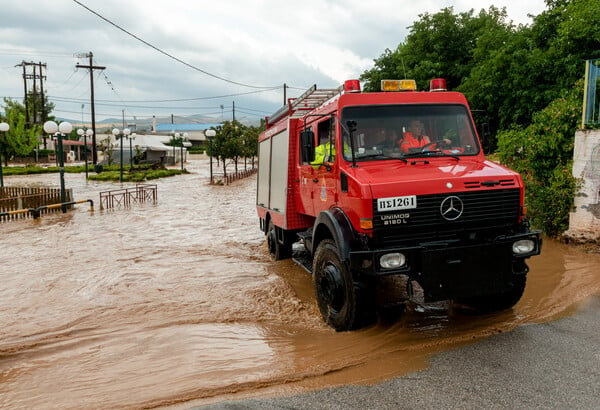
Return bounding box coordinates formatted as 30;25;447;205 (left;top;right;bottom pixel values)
0;0;547;124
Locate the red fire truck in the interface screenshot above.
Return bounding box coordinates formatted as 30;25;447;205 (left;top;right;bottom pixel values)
256;78;541;331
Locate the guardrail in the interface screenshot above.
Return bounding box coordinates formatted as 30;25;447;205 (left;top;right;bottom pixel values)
212;167;257;185
99;184;157;209
0;186;74;221
0;199;94;221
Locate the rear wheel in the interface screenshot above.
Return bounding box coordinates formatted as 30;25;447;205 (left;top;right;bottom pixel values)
266;221;292;260
458;274;526;312
313;239;375;331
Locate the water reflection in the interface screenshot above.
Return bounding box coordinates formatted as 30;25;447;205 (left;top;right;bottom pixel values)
0;158;598;409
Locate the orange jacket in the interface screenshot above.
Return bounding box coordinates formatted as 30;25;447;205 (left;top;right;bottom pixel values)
399;132;431;153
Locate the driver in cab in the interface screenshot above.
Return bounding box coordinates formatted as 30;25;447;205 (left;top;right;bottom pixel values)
399;120;452;153
399;120;431;153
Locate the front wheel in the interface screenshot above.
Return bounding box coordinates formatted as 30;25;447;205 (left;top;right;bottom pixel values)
313;239;375;331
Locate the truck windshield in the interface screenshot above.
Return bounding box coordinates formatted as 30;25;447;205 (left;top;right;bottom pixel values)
341;104;480;161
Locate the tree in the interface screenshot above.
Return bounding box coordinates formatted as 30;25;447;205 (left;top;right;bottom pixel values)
212;120;245;176
25;90;55;126
360;6;513;92
24;90;56;149
240;122;262;168
0;98;41;165
460;0;600;140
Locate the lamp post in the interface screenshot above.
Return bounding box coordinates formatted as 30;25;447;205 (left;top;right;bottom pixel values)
43;120;72;212
205;129;216;184
180;132;188;171
77;128;91;180
122;128;131;177
112;128;121;182
0;121;9;188
77;128;84;168
129;132;136;169
85;128;93;179
173;132;179;166
113;127;130;183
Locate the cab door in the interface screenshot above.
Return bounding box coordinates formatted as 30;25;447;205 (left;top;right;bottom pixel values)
310;118;338;214
298;127;316;216
298;118;338;217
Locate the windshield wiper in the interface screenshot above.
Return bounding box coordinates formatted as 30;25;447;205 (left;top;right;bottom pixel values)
401;150;460;161
355;153;408;163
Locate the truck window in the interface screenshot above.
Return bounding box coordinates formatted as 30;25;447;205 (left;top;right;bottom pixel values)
310;118;335;168
341;104;480;161
300;127;315;165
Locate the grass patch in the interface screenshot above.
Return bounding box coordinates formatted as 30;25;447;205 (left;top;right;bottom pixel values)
89;168;185;182
2;163;186;182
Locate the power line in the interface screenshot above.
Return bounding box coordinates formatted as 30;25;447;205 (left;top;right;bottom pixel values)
47;86;282;104
72;0;278;90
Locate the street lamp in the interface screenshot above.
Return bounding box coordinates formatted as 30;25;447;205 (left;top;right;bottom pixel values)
112;127;130;183
0;121;9;188
77;128;92;180
85;128;93;179
129;132;136;169
43;120;72;212
205;129;216;184
173;132;179;166
122;128;131;177
112;128;121;182
180;132;188;171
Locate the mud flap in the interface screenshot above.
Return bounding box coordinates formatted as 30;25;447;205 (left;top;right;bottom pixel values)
419;244;513;301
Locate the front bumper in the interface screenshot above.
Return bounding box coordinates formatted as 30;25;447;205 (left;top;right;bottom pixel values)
349;230;542;301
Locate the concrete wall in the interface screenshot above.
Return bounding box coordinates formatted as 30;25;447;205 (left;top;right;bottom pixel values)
565;129;600;242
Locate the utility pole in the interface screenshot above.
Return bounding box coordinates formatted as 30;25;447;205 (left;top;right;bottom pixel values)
39;62;46;124
283;83;287;106
76;52;105;164
16;61;47;128
232;101;235;123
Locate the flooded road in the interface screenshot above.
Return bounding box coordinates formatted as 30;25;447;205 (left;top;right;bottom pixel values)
1;157;599;409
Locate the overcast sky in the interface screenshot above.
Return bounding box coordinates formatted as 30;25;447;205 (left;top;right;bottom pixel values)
0;0;547;126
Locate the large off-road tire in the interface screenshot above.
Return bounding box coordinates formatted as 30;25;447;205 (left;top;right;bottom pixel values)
266;221;292;260
313;239;375;331
458;273;526;312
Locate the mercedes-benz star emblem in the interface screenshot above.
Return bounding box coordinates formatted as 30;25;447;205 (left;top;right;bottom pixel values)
440;196;463;221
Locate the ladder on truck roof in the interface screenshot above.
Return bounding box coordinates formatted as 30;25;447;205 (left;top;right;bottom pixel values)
267;84;343;126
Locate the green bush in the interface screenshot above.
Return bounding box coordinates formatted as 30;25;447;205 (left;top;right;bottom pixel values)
496;80;582;237
188;146;205;154
87;168;184;182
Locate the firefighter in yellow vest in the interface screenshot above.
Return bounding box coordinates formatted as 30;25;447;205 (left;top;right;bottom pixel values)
311;133;336;169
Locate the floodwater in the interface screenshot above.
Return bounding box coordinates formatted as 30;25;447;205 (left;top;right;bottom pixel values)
1;157;599;409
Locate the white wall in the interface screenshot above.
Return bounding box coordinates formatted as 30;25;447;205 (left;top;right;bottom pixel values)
565;129;600;242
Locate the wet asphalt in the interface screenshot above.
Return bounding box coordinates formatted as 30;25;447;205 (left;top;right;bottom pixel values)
198;295;600;409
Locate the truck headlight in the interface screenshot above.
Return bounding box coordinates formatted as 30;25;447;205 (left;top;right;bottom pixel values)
380;252;406;269
513;239;535;255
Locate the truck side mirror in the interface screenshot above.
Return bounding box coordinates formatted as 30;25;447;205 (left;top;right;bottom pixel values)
301;129;315;163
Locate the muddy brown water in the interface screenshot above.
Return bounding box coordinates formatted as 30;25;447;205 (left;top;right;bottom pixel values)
1;157;599;409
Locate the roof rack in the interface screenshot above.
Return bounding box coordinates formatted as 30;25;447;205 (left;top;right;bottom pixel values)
267;84;344;126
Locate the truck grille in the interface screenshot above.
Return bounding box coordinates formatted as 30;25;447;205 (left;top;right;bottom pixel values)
372;188;521;247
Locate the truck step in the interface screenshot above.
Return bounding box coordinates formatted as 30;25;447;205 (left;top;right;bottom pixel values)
292;245;313;273
292;256;313;273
